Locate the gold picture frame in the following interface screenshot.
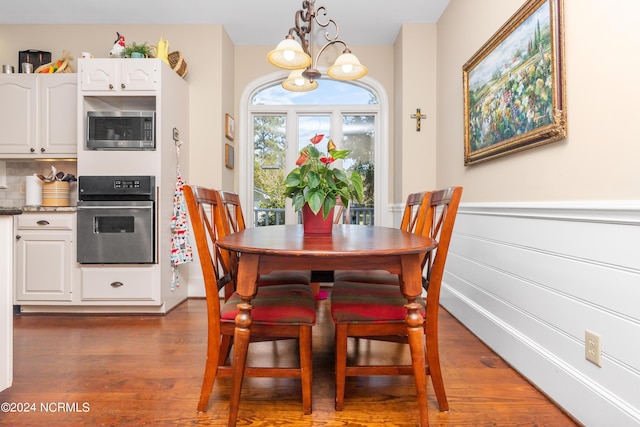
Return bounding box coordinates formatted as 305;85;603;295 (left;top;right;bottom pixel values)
225;114;235;141
225;143;234;169
463;0;566;165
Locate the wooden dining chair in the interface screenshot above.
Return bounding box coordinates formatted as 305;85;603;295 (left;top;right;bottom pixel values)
218;190;312;288
330;186;463;421
332;190;429;285
184;185;316;424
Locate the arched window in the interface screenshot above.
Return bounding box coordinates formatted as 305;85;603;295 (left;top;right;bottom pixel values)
239;75;390;227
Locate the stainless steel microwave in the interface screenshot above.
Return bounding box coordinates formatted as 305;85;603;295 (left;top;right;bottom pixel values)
86;111;155;150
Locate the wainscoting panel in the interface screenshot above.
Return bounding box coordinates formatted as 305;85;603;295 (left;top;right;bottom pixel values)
440;201;640;427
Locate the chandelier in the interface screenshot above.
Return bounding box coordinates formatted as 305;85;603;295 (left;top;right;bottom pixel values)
267;0;368;92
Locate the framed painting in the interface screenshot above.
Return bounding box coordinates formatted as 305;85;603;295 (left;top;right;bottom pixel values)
225;114;235;141
225;143;234;169
463;0;566;165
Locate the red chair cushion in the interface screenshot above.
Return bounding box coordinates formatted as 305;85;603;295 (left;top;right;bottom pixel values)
221;284;316;325
330;281;425;324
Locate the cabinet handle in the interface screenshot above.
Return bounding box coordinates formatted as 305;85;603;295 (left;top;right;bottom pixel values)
110;281;124;288
16;235;21;241
121;83;126;89
30;148;35;153
108;84;113;89
36;220;50;226
40;147;45;153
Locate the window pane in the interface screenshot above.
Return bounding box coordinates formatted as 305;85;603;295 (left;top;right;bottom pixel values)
253;115;286;226
252;79;378;105
298;115;331;152
343;115;375;225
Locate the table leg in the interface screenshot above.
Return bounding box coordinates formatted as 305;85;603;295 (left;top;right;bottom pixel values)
228;301;252;426
228;254;259;426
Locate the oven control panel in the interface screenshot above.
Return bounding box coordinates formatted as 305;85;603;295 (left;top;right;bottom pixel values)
114;179;143;189
78;175;156;201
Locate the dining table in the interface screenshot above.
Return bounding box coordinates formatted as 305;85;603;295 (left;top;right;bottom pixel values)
216;223;438;424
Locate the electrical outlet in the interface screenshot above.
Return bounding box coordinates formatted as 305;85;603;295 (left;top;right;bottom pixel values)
585;330;602;367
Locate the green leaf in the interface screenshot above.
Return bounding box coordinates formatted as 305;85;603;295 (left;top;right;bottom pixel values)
350;172;364;203
307;189;325;214
307;171;321;189
283;172;301;187
329;149;351;160
308;145;321;158
322;196;336;219
332;168;348;183
292;192;306;211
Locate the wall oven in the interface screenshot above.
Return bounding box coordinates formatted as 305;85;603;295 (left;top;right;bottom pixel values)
77;176;156;264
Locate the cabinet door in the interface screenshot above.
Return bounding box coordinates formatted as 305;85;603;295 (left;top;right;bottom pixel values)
39;75;78;155
120;59;158;91
14;231;73;302
0;77;37;154
79;59;117;91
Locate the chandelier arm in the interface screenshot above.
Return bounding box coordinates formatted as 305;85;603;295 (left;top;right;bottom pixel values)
313;39;348;69
293;8;312;56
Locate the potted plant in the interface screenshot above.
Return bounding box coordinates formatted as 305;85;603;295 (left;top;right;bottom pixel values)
121;42;152;58
284;134;363;233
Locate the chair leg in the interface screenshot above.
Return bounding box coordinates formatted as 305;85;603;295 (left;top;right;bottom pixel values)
299;326;313;415
228;303;252;427
197;331;222;413
426;330;449;411
197;353;219;412
334;323;348;411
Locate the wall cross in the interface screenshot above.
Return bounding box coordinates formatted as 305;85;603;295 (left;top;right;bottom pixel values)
411;108;427;131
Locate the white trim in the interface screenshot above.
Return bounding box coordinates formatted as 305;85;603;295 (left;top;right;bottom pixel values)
459;200;640;225
239;71;391;227
0;216;13;391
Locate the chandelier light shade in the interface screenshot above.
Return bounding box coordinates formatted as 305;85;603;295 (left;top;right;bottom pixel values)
282;69;319;92
267;36;312;70
267;0;367;91
327;50;368;81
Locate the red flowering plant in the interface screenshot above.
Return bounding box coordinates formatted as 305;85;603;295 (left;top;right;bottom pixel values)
284;134;363;219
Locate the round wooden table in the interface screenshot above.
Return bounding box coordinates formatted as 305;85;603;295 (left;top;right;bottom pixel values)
217;224;437;426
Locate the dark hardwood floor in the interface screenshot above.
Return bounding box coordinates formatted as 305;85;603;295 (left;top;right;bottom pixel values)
0;292;580;426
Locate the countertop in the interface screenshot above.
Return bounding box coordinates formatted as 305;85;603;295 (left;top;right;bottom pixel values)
0;208;22;216
0;206;77;215
21;206;77;213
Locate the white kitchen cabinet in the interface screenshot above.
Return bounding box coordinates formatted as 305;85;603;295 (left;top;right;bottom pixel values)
79;59;158;92
0;74;77;157
14;212;75;302
80;267;158;302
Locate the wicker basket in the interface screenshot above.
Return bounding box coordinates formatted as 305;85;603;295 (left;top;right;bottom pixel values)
34;57;73;74
168;51;188;78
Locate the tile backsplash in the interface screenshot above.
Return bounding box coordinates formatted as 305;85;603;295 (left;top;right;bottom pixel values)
0;160;77;208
